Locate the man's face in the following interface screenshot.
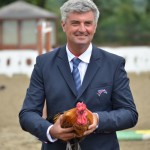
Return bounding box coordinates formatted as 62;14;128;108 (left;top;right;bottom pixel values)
61;11;97;47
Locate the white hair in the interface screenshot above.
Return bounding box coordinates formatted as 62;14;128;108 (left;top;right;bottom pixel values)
60;0;100;23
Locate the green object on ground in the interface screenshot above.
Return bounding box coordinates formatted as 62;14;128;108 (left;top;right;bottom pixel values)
117;130;150;141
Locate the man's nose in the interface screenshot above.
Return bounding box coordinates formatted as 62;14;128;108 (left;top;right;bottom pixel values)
78;24;86;32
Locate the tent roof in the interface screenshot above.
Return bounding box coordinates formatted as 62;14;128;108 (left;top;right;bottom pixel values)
0;1;57;19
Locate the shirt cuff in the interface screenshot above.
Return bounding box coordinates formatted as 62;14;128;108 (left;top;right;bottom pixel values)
94;113;99;129
47;125;57;142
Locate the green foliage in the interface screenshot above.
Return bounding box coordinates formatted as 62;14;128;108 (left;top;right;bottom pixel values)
94;0;150;46
44;0;66;45
0;0;15;7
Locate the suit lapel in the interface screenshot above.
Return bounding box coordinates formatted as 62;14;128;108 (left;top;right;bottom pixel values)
77;46;102;98
57;46;77;96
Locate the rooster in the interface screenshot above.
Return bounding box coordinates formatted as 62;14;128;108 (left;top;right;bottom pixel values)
54;102;93;150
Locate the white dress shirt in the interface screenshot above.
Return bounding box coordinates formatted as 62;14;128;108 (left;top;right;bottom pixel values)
66;43;92;84
47;43;92;142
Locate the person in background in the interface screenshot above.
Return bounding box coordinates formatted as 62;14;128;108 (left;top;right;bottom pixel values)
19;0;138;149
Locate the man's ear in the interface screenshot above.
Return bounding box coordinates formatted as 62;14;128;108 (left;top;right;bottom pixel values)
61;21;66;32
94;24;98;34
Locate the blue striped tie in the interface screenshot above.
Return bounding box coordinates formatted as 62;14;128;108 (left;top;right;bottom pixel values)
72;58;81;94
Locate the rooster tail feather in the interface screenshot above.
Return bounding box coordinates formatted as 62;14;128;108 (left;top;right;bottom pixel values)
66;142;72;150
66;141;81;150
53;112;63;123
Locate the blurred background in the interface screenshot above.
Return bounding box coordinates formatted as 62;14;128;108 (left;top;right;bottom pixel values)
0;0;150;150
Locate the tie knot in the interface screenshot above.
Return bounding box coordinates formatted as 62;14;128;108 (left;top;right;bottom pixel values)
72;58;81;69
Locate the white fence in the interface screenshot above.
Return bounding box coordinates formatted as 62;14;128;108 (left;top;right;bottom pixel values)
0;50;38;77
102;46;150;74
0;46;150;77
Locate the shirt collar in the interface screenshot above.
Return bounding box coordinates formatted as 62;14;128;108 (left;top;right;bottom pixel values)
66;43;92;64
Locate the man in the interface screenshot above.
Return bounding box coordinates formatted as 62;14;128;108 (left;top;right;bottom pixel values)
19;0;138;150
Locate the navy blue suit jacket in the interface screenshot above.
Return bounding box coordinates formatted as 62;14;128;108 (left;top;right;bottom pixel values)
19;45;138;150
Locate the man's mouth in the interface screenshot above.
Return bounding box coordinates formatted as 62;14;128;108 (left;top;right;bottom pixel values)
75;32;88;36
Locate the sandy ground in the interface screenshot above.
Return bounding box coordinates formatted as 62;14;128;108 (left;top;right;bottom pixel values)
0;73;150;150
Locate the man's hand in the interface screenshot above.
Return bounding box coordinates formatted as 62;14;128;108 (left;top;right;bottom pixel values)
84;113;99;136
49;115;75;141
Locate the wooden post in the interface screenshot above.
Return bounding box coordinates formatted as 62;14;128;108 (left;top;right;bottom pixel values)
18;20;21;49
45;30;51;53
37;22;43;55
37;21;52;55
45;22;52;53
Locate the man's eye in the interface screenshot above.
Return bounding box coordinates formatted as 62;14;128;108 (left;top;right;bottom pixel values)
72;22;79;25
85;22;92;26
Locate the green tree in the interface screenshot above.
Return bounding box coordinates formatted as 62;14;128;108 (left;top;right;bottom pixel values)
0;0;15;7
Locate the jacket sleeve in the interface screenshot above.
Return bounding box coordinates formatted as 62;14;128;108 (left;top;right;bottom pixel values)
19;56;51;142
96;58;138;132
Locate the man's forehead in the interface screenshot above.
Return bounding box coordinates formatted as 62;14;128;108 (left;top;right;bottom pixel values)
67;11;95;20
68;11;94;16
